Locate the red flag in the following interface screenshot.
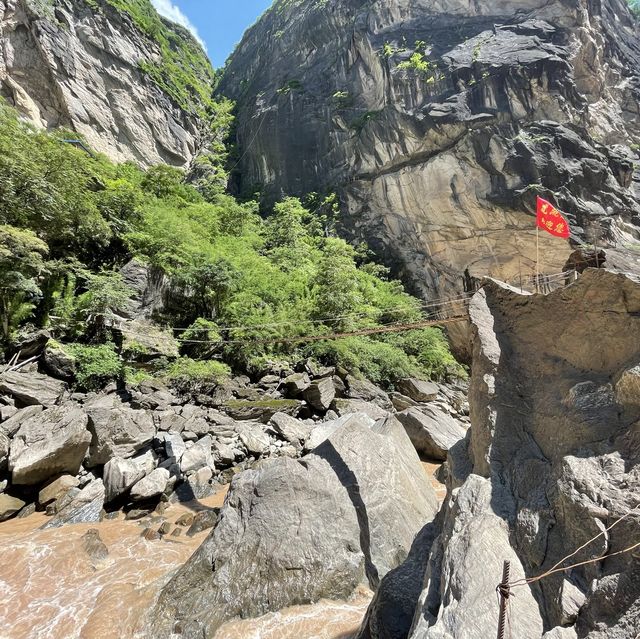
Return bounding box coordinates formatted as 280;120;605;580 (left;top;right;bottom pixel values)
536;196;570;239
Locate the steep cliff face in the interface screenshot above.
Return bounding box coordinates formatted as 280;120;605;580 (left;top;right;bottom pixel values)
0;0;214;165
219;0;640;300
357;269;640;639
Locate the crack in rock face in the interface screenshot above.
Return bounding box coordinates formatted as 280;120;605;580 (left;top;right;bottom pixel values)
219;0;640;309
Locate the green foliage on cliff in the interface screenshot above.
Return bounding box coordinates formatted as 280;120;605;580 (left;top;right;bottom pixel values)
629;0;640;18
0;103;463;387
93;0;216;116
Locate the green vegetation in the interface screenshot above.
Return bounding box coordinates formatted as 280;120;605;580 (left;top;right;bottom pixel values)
628;0;639;17
65;343;122;391
96;0;215;116
0;101;463;390
276;80;304;95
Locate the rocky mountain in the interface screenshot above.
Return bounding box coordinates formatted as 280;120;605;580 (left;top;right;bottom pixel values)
0;0;215;166
219;0;640;300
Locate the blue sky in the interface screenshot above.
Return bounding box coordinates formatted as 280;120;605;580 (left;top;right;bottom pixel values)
151;0;273;67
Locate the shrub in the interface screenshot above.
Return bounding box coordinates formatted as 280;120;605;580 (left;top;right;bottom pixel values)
66;343;123;390
162;357;230;392
308;336;421;386
384;328;468;381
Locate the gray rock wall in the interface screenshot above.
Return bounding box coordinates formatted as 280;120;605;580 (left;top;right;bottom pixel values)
360;269;640;639
219;0;640;301
0;0;207;166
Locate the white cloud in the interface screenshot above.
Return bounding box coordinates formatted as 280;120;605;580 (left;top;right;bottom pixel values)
151;0;207;51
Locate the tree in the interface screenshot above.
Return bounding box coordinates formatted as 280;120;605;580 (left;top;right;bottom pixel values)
141;164;200;202
0;225;48;341
74;271;133;339
264;197;308;249
311;239;363;330
176;258;240;319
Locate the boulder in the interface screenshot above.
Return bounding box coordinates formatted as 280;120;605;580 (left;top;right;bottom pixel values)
0;428;8;469
0;371;64;407
306;413;375;451
389;392;418;412
8;329;50;359
84;395;156;466
283;372;311;396
345;376;392;409
0;405;44;437
185;508;219;537
38;474;80;507
41;479;105;529
409;476;543;639
180;436;213;474
155;410;187;434
130;468;170;501
396;406;467;460
222;399;301;422
303;377;335;411
212;440;236;465
176;467;214;501
0;404;18;422
81;528;109;564
163;432;186;461
9;405;91;485
269;412;312;446
103;451;156;502
147;413;438;637
332;398;389;421
235;422;271;456
119;319;179;361
42;342;76;381
396;379;439;403
0;493;26;521
366;271;640;639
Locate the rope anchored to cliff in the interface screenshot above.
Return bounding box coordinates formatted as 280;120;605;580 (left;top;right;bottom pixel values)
496;506;640;634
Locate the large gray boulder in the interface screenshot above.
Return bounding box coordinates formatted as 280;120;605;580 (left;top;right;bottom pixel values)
0;371;64;407
0;405;43;437
303;377;335;411
345;376;393;410
269;412;312;446
396;379;439;403
146;414;438;638
180;436;213;474
130;467;170;501
84;395;155;466
364;270;640;639
235;422;270;456
306;412;375;451
396;406;467;460
8;405;91;485
331;398;389;421
38;475;80;507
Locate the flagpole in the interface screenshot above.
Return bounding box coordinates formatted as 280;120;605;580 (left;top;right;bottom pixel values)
535;226;539;294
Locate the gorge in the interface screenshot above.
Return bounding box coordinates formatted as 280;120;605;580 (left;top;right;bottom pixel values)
0;0;639;638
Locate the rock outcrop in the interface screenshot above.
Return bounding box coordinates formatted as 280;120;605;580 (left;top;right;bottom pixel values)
0;0;213;166
146;414;439;638
219;0;640;302
358;269;640;639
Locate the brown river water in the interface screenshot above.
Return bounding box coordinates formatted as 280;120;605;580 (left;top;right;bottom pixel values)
0;464;442;639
